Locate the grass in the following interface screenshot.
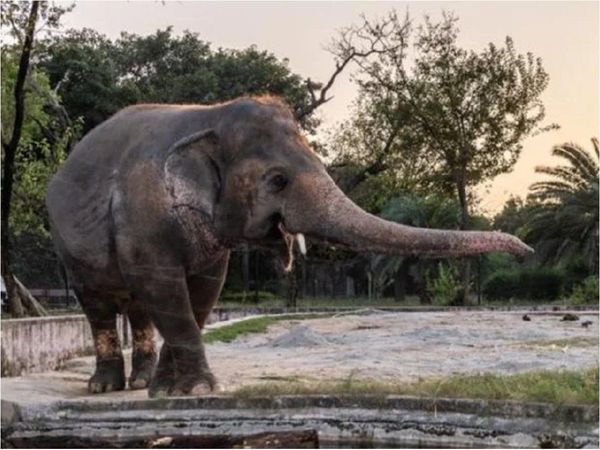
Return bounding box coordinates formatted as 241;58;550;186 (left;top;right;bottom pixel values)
516;337;599;349
233;367;599;406
203;313;331;344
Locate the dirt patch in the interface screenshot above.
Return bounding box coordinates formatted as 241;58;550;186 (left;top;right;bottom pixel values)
206;310;599;391
269;325;333;348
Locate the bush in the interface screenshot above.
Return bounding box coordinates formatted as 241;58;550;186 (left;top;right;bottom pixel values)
426;262;462;305
569;276;599;305
561;257;592;294
482;270;521;300
519;267;565;300
483;267;564;301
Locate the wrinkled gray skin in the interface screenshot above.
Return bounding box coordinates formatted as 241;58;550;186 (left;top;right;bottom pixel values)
46;96;532;397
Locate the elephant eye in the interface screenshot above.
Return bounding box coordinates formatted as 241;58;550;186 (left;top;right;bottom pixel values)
268;173;288;192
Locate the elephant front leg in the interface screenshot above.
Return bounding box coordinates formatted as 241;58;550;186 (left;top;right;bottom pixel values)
126;268;215;398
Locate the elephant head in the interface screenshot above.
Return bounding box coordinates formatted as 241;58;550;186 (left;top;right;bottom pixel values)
165;96;532;270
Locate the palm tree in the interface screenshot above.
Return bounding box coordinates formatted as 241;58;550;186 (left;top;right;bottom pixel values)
525;138;599;272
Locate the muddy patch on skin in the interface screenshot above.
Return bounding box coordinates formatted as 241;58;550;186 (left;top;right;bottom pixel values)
94;329;122;359
132;327;156;355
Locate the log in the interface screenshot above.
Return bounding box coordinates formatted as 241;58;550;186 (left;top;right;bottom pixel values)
14;276;48;317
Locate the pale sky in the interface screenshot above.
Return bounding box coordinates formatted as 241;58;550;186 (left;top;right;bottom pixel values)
61;1;599;214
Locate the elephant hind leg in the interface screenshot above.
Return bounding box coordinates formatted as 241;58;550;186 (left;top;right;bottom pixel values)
126;299;157;390
77;288;126;394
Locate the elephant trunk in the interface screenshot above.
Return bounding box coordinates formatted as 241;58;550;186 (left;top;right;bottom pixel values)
284;172;533;258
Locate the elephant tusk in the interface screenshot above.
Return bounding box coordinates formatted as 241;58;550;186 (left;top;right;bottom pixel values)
296;233;306;255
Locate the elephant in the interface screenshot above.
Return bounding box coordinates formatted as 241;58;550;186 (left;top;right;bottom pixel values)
46;96;532;397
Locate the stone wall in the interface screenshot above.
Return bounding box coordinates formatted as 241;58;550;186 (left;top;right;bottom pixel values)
1;315;126;377
0;308;265;377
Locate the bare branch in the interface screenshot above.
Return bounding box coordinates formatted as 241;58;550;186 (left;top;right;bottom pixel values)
295;10;410;121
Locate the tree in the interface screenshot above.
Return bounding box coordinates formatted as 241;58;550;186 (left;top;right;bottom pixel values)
2;0;41;316
38;28;138;134
524;138;599;273
40;27;325;135
328;11;556;302
1;0;73;316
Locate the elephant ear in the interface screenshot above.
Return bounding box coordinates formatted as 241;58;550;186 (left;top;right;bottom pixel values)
163;129;221;218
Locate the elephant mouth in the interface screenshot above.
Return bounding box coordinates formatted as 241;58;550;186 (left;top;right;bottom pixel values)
253;216;306;272
276;222;306;272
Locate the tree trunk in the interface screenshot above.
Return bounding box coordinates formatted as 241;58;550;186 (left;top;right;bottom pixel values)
393;259;409;302
414;260;431;304
241;245;250;295
299;257;306;299
13;275;48;316
253;251;260;303
1;258;24;317
1;1;40;318
286;264;298;309
455;173;471;305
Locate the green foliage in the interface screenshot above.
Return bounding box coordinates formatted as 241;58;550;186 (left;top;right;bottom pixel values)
482;252;516;273
482;270;520;300
560;256;592;294
520;268;565;300
38;28;139;134
426;262;462;305
524;139;599;273
39;27;315;134
483;267;564;301
1;51;50;145
1;1;74;41
382;194;461;229
569;276;599;306
493;196;535;237
1;47;80;237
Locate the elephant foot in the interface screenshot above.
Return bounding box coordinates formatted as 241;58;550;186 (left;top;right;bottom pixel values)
88;357;126;393
129;350;157;390
148;369;216;398
148;344;216;398
169;371;217;397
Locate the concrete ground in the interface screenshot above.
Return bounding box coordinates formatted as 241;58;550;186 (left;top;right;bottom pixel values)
2;309;598;403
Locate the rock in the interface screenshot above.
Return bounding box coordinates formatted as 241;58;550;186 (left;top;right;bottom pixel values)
561;313;580;322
